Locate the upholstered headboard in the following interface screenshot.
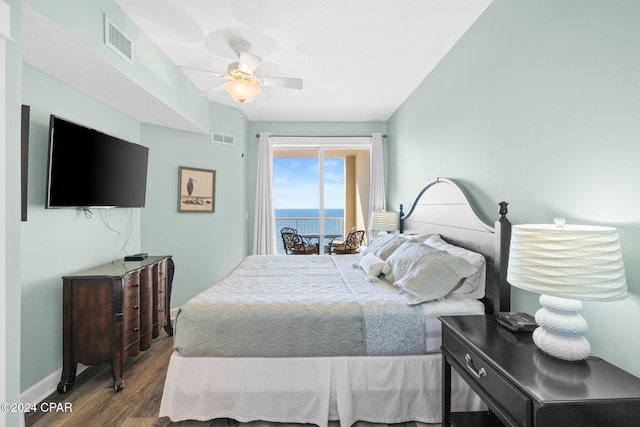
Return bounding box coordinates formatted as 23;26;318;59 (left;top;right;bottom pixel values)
399;178;511;314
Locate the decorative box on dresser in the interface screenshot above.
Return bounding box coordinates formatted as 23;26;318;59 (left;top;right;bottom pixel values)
57;255;174;393
440;315;640;427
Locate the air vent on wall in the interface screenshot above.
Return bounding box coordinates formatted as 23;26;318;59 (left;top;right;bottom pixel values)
211;132;235;146
104;15;134;64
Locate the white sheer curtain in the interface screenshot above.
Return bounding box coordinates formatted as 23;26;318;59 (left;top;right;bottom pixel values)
252;132;276;255
368;132;387;242
369;132;386;215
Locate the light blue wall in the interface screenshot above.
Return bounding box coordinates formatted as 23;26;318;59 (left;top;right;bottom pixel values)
20;64;144;391
141;103;249;307
5;0;24;424
17;0;249;396
387;0;640;376
24;0;209;132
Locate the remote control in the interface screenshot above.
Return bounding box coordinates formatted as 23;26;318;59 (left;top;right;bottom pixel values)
496;312;537;332
124;253;148;261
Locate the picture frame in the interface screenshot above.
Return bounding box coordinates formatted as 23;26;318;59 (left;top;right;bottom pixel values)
21;105;30;221
178;167;216;212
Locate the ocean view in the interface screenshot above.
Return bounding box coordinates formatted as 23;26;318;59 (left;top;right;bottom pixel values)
276;208;344;218
275;208;345;236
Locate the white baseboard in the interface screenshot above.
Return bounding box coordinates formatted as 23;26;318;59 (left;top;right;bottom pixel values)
20;364;89;406
20;368;60;405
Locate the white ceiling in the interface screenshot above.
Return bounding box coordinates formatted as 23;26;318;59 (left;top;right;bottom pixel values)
115;0;492;122
22;1;492;129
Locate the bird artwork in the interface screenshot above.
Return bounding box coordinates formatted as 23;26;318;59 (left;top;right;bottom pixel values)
183;176;210;206
187;178;195;196
179;168;215;212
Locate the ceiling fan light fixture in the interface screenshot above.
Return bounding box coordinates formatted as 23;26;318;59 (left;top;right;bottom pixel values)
223;77;261;104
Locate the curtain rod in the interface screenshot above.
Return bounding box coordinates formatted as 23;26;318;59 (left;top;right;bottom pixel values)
256;134;387;138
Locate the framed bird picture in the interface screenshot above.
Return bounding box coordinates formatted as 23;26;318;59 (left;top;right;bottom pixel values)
178;166;216;212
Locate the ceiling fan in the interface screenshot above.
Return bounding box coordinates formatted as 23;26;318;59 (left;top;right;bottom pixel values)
182;39;303;104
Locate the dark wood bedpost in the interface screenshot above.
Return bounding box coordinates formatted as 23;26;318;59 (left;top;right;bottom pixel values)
493;201;511;314
399;204;404;233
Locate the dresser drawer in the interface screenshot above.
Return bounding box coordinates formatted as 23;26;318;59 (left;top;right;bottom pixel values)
123;318;140;348
139;288;153;331
157;259;166;279
124;296;140;323
123;295;140;348
123;272;141;299
444;329;530;425
157;292;166;319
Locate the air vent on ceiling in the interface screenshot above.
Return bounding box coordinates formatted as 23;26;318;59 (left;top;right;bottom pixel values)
211;132;235;146
104;15;134;64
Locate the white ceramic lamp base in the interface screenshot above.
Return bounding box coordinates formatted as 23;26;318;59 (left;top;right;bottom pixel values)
532;295;591;361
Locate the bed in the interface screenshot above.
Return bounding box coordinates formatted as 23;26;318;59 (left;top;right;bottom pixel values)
160;177;512;426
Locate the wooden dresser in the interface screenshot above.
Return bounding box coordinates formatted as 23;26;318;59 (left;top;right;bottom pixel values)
57;255;174;392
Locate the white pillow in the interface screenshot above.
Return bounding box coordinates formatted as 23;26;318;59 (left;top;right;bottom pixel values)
423;235;486;299
385;240;478;305
399;233;439;243
362;234;408;260
359;253;391;278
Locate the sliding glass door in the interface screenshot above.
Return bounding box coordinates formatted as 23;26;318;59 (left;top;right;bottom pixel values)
273;148;346;254
272;136;372;255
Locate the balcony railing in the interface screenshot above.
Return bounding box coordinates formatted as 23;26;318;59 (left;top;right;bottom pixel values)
276;216;344;254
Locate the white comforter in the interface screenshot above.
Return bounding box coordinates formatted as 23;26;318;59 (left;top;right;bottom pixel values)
161;255;486;425
174;254;427;357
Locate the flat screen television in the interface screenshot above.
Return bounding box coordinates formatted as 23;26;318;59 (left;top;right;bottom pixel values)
46;115;149;208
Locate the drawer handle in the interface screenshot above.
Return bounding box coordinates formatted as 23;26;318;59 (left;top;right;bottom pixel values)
133;328;139;332
133;305;139;310
133;283;139;288
465;354;487;379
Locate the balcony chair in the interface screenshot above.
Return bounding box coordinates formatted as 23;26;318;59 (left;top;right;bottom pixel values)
281;230;318;255
331;229;365;254
280;226;297;236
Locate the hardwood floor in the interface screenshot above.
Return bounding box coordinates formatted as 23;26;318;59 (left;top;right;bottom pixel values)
24;334;441;427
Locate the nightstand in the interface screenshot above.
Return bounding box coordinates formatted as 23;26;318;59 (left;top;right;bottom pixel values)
440;315;640;427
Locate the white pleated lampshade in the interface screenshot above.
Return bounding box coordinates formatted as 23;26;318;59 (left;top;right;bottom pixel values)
370;211;399;232
507;222;627;301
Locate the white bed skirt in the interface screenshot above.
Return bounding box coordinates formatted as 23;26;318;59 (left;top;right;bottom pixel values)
159;352;483;427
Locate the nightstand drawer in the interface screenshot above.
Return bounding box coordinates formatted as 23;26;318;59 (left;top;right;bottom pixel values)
445;330;530;425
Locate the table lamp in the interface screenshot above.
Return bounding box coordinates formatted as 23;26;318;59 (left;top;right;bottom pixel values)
370;211;399;239
507;219;627;361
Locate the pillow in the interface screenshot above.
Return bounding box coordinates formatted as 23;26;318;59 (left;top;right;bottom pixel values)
423;235;486;299
399;233;439;243
385;240;478;305
363;234;408;260
359;252;391;278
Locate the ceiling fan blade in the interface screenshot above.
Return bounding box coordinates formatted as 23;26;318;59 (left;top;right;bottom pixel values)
199;87;217;96
238;51;261;75
261;76;303;90
178;65;226;78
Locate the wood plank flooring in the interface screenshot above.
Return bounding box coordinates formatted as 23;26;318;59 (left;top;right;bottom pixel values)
24;334;441;427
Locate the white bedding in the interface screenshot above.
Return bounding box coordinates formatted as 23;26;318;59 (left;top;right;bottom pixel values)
161;289;484;425
174;254;484;357
421;297;484;352
162;252;486;425
159;352;484;426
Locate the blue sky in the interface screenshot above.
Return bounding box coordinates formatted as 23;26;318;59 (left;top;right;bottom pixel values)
273;158;344;209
